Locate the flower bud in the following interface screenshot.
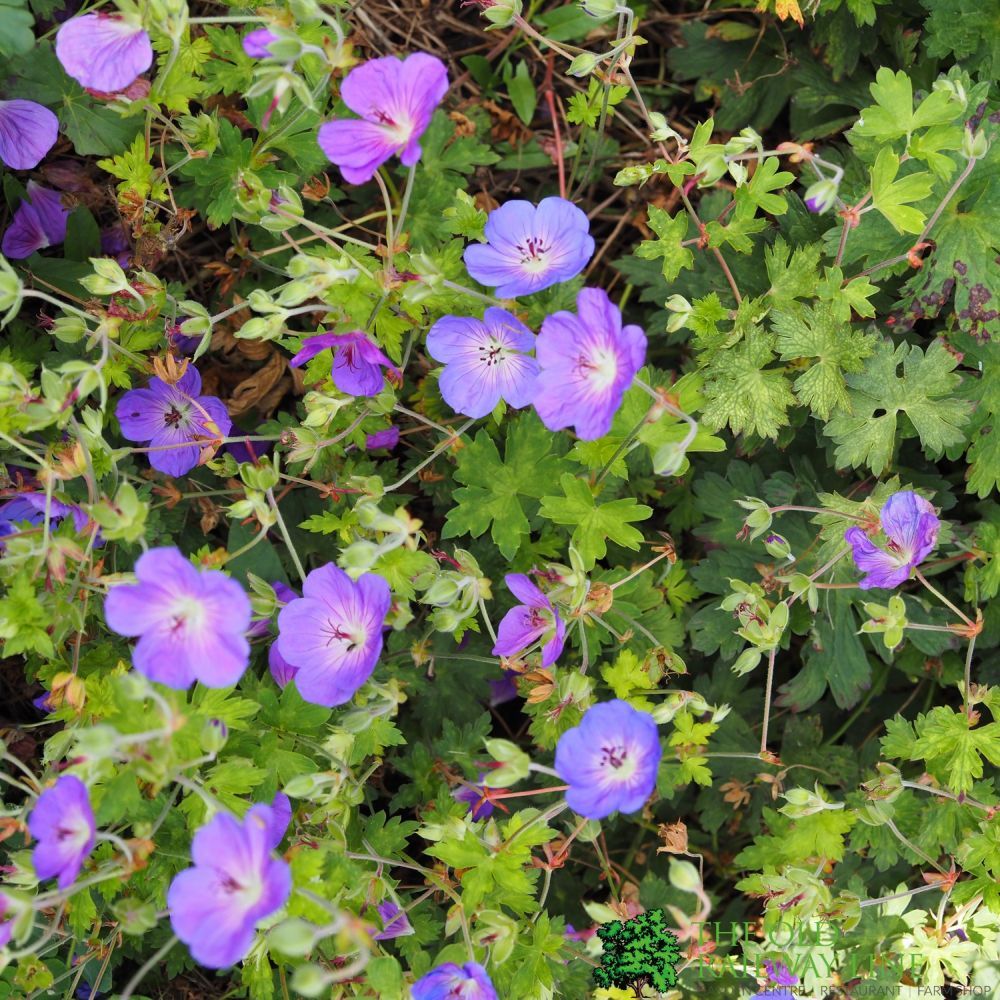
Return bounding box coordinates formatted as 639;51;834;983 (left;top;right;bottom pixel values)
483;738;531;788
269;919;320;957
200;718;228;753
735;496;772;541
567;52;600;77
481;0;522;27
613;164;654;187
763;533;793;561
291;964;331;997
580;0;619;19
0;256;24;324
668;859;702;894
652;442;687;477
664;294;692;333
731;648;762;676
804;178;839;214
963;128;989;161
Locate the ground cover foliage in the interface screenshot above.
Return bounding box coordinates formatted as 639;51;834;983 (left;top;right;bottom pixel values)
0;0;998;996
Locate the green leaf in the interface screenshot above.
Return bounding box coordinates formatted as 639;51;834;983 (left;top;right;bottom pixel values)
771;303;877;419
63;206;101;262
701;326;795;439
909;707;1000;794
922;0;1000;78
442;412;571;559
737;156;794;216
538;473;652;569
0;0;34;57
635;207;694;281
824;340;972;475
507;61;537;125
869;147;935;234
852;67;961;145
765;237;822;309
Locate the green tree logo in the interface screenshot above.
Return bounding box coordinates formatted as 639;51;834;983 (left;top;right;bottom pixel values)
593;909;681;998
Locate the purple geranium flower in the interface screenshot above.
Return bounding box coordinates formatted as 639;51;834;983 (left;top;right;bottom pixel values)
411;961;498;1000
289;331;400;398
0;492;89;546
104;546;252;689
464;197;594;298
844;490;940;590
372;900;413;941
243;28;280;58
115;366;232;477
426;308;539;418
55;14;153;93
318;53;449;185
2;183;69;259
554;700;662;820
276;564;392;707
167;796;292;969
750;992;796;1000
0;101;59;171
365;426;400;451
533;287;646;441
453;772;495;821
491;573;565;667
28;775;95;890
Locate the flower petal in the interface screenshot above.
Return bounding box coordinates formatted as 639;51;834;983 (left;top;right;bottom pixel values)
0;100;59;171
55;14;153;92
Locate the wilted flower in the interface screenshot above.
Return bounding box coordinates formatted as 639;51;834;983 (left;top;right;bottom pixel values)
426;308;539;418
318;53;449;185
554;700;662;820
844;490;940;590
276;564;391;707
28;775;95;889
0;100;59;171
492;573;565;667
372;900;414;941
104;546;252;688
55;14;153;93
411;961;499;1000
463;197;594;298
533;287;646;440
1;183;69;260
289;331;400;398
167;796;292;968
115;366;232;477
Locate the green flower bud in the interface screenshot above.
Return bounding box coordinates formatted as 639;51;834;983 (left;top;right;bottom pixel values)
963;128;989;161
483;738;531;788
668;859;702;894
763;533;793;561
291;964;331;997
199;718;228;754
580;0;619;19
567;52;600;77
804;178;839;214
0;255;24;324
269;919;320;957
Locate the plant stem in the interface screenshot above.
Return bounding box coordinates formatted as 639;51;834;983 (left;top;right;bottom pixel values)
266;487;307;581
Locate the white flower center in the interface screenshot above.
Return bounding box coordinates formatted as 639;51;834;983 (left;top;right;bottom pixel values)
516;235;549;273
167;596;206;635
477;337;510;368
598;744;637;781
579;346;619;392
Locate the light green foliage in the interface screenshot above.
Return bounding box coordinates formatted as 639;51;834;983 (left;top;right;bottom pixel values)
825;340;972;474
538;473;652;569
443;413;571;559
